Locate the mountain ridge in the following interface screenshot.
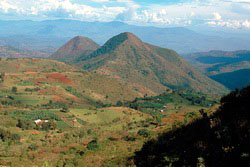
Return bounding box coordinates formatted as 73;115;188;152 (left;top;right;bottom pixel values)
76;32;228;95
183;50;250;89
1;19;250;54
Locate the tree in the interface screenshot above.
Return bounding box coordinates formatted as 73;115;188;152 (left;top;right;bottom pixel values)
11;86;17;93
137;129;151;138
40;122;57;131
87;139;100;150
60;107;69;113
116;100;123;107
0;72;4;82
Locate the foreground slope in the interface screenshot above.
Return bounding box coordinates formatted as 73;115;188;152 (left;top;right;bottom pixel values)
135;86;250;166
50;36;99;63
76;32;228;95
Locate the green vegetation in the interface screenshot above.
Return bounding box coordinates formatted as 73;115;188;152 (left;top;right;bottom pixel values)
137;129;151;138
87;139;100;150
0;128;20;142
11;86;17;93
10;110;61;121
124;89;217;115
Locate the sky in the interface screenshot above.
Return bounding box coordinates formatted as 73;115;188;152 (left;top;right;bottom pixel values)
0;0;250;29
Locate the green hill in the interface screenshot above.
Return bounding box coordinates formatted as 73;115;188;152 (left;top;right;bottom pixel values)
50;36;99;63
76;32;228;95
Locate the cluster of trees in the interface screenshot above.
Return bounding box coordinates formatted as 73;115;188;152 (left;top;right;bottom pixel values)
134;86;250;166
10;110;61;121
17;119;35;130
41;101;69;109
24;87;40;92
1;99;21;106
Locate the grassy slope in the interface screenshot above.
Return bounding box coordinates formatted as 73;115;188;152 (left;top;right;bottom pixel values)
0;95;214;167
0;58;142;104
50;36;100;64
77;33;228;95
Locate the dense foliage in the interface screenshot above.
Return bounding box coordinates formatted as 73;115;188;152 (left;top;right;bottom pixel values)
125;89;216;114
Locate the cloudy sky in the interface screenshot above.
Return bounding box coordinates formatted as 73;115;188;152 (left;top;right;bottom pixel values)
0;0;250;29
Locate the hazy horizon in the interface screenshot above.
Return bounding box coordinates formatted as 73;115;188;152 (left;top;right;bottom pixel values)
1;0;250;31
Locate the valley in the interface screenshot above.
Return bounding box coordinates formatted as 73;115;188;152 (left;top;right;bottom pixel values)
0;23;249;167
1;0;250;166
0;57;217;166
184;50;250;90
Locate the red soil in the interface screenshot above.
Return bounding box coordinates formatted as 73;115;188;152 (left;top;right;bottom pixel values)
46;73;73;85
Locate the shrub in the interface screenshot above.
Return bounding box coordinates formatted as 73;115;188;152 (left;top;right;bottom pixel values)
116;100;123;107
28;144;37;151
0;128;20;142
11;86;17;93
39;121;57;131
60;107;69;113
17;119;35;130
87;140;99;150
137;129;151;138
122;136;136;141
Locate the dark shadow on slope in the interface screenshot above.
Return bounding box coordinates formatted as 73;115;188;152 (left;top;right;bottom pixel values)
134;86;250;167
210;69;250;90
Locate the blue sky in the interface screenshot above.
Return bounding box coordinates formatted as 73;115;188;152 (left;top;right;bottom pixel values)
0;0;250;29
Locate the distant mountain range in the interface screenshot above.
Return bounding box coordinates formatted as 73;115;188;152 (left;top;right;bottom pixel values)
184;50;250;89
52;32;228;95
1;19;250;54
0;45;49;58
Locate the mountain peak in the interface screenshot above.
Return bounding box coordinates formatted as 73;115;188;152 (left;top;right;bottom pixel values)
69;36;95;48
77;33;228;95
84;32;146;60
105;32;144;50
114;32;141;43
50;36;99;62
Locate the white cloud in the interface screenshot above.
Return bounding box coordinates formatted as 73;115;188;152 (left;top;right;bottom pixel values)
0;0;22;14
0;0;250;29
213;12;222;20
207;19;250;29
